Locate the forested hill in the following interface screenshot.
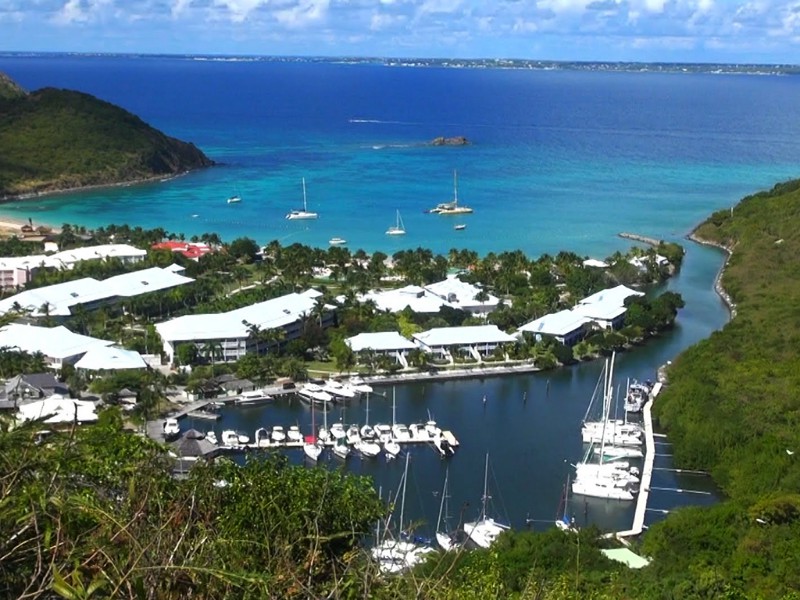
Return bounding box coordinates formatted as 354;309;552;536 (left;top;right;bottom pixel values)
0;73;213;198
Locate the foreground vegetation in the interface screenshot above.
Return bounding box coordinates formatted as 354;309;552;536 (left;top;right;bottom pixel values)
0;73;213;197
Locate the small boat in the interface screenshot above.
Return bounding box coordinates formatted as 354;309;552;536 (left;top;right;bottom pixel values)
323;379;356;399
454;224;466;231
555;475;577;532
355;439;382;458
297;384;334;407
384;439;401;460
332;437;350;460
385;210;406;236
433;170;474;215
464;455;510;549
205;431;218;445
346;424;361;445
254;427;270;446
304;401;323;461
287;425;303;443
285;177;319;220
270;426;286;443
235;389;272;405
349;376;373;394
221;429;246;447
329;237;347;245
436;468;460;551
163;418;180;439
227;195;241;204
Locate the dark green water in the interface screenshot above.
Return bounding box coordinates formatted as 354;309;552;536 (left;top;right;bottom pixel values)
183;241;728;535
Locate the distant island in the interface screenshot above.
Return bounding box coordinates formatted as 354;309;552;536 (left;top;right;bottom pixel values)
0;72;213;200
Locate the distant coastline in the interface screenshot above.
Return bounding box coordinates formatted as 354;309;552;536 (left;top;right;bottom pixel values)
1;52;797;76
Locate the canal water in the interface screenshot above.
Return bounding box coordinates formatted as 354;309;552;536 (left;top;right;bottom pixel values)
183;241;729;536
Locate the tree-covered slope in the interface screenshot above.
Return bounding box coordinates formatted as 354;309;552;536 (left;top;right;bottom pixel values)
0;73;213;197
655;179;800;500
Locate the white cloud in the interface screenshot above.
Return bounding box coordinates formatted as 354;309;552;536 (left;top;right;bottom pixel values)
274;0;330;28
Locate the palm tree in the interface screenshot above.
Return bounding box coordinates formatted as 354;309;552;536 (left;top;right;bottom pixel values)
201;340;224;376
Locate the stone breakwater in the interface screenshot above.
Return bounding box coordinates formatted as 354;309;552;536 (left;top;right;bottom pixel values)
687;233;737;319
618;232;663;247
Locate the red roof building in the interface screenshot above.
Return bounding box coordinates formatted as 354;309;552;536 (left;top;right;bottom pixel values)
152;241;214;261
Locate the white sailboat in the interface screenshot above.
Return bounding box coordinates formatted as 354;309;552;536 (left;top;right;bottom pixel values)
572;353;637;501
433;170;473;215
436;468;460;551
285;177;319;220
385;210;406;236
463;454;510;549
303;399;323;462
384;387;401;459
226;184;241;204
371;453;434;572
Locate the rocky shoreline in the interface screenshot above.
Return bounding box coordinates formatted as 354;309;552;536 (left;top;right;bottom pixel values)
687;231;737;319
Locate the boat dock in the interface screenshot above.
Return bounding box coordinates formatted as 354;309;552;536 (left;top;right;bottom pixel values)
616;381;662;538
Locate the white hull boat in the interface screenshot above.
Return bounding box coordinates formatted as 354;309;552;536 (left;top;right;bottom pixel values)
286;177;318;220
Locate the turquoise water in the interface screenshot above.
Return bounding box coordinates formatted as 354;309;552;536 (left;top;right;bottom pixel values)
1;55;796;532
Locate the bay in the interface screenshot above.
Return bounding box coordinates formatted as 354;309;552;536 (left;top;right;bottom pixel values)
0;54;796;533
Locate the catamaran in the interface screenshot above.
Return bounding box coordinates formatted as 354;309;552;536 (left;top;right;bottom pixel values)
431;170;474;215
285;177;319;220
385;210;406;235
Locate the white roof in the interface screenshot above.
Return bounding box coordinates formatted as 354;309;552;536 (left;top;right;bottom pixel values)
413;325;516;347
103;266;194;297
573;302;627;322
582;259;609;268
424;275;499;309
156;289;322;342
0;323;113;359
51;244;147;266
0;267;193;317
346;331;417;352
0;255;59;271
360;285;450;314
16;395;98;424
518;309;590;337
579;285;644;308
75;346;147;370
164;263;186;273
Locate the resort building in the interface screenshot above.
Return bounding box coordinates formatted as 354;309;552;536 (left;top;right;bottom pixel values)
152;241;214;261
574;285;645;329
629;254;670;271
582;258;609;269
413;325;516;363
517;309;591;346
345;331;418;367
357;276;502;316
0;323;115;370
0;266;193;318
0;244;149;291
424;275;501;316
155;289;333;365
49;244;147;269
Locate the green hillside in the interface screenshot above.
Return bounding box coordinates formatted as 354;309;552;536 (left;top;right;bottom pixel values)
0;73;213;197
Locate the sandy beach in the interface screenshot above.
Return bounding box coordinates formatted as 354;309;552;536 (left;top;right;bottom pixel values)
0;214;60;238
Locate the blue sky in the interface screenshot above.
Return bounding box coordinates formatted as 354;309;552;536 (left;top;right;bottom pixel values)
1;0;799;63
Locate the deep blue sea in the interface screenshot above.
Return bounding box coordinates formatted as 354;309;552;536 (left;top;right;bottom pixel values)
1;55;798;534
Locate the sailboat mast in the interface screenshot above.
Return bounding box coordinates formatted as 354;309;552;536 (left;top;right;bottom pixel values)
481;454;489;519
399;452;410;535
436;468;449;533
453;170;459;205
302;178;308;212
391;387;396;428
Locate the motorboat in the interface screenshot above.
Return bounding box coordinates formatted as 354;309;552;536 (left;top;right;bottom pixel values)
237;433;250;444
392;424;411;442
454;224;466;231
236;389;272;405
433;435;455;457
163;418;180;439
287;425;303;443
205;431;218;445
329;237;347;245
624;379;653;413
329;422;347;441
385;209;406;236
323;379;356;399
285;177;319;220
332;437;350;460
360;424;376;440
254;427;270;447
221;430;243;446
303;438;323;462
297;384;334;407
463;455;510;549
226;195;241;204
270;426;287;443
384;439;401;460
374;424;393;443
346;424;361;445
355;439;382;458
349;376;373;394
